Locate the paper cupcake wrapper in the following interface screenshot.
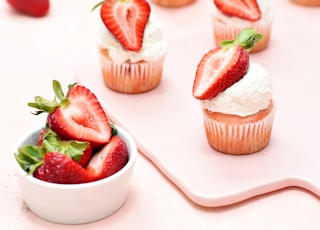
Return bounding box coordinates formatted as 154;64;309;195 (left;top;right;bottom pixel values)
202;106;275;155
99;55;165;94
212;16;273;52
151;0;196;7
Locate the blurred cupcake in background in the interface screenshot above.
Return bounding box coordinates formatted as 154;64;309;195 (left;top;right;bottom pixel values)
151;0;197;7
290;0;320;6
211;0;274;53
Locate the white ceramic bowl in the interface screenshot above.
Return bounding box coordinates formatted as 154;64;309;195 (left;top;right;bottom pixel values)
13;125;137;224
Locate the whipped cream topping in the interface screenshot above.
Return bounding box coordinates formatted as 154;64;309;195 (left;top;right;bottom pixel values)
212;0;274;26
200;63;272;117
97;13;167;63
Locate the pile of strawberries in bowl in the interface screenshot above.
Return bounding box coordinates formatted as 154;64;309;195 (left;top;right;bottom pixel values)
13;80;137;224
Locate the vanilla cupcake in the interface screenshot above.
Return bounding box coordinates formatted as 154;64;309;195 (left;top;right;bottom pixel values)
95;0;167;94
290;0;320;6
151;0;196;7
192;29;275;155
211;0;274;53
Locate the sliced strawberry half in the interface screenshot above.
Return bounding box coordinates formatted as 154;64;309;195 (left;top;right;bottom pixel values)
213;0;261;21
98;0;151;51
34;152;91;184
193;45;249;100
28;80;112;148
86;135;129;181
192;28;263;100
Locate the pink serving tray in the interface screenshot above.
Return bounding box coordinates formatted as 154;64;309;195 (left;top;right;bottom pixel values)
76;6;320;207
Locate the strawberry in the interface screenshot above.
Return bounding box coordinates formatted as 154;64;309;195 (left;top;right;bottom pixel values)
7;0;49;17
28;80;112;148
213;0;261;21
15;142;92;184
40;127;93;167
192;28;263;100
86;135;129;181
37;128;48;146
93;0;151;51
34;152;91;184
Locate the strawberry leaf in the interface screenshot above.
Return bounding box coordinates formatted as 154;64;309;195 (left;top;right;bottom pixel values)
15;145;45;174
41;128;89;163
28;80;74;114
220;28;263;51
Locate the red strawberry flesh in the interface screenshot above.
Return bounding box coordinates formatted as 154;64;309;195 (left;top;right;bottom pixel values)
192;45;249;100
100;0;150;51
214;0;261;21
47;85;112;148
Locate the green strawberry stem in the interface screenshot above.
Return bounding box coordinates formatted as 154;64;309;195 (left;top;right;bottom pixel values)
28;80;76;115
15;128;90;174
15;145;45;174
15;125;119;174
220;28;263;52
91;1;104;11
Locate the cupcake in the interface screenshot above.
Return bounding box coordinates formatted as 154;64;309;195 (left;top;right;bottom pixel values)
290;0;320;6
211;0;274;53
192;29;275;155
94;0;167;94
151;0;196;7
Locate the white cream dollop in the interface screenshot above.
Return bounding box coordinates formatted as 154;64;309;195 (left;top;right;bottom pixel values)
212;0;274;26
97;13;167;63
200;63;272;117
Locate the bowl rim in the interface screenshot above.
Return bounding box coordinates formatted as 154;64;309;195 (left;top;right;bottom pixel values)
13;124;137;189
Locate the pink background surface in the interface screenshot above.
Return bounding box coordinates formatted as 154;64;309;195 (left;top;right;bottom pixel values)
2;0;320;229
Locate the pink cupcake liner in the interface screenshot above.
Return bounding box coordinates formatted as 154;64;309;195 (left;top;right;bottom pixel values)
99;54;165;94
202;104;276;155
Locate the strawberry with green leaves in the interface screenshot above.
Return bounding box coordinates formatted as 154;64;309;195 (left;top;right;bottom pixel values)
38;127;93;167
92;0;151;51
213;0;261;21
15;141;92;184
192;28;263;100
15;125;129;184
28;80;112;148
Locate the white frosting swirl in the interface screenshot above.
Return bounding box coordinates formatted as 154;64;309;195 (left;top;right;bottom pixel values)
212;0;274;26
200;63;272;117
97;13;167;63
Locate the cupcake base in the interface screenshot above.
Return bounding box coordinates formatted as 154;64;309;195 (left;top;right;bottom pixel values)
212;16;273;53
98;48;165;94
151;0;196;7
290;0;320;5
202;101;275;155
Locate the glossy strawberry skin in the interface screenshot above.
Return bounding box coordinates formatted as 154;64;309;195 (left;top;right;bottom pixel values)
100;0;150;51
77;144;93;167
37;128;47;146
192;45;249;100
86;135;129;181
34;152;91;184
7;0;49;17
47;85;112;148
213;0;261;21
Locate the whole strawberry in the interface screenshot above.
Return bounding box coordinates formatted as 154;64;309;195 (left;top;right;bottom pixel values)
34;152;91;184
7;0;49;17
